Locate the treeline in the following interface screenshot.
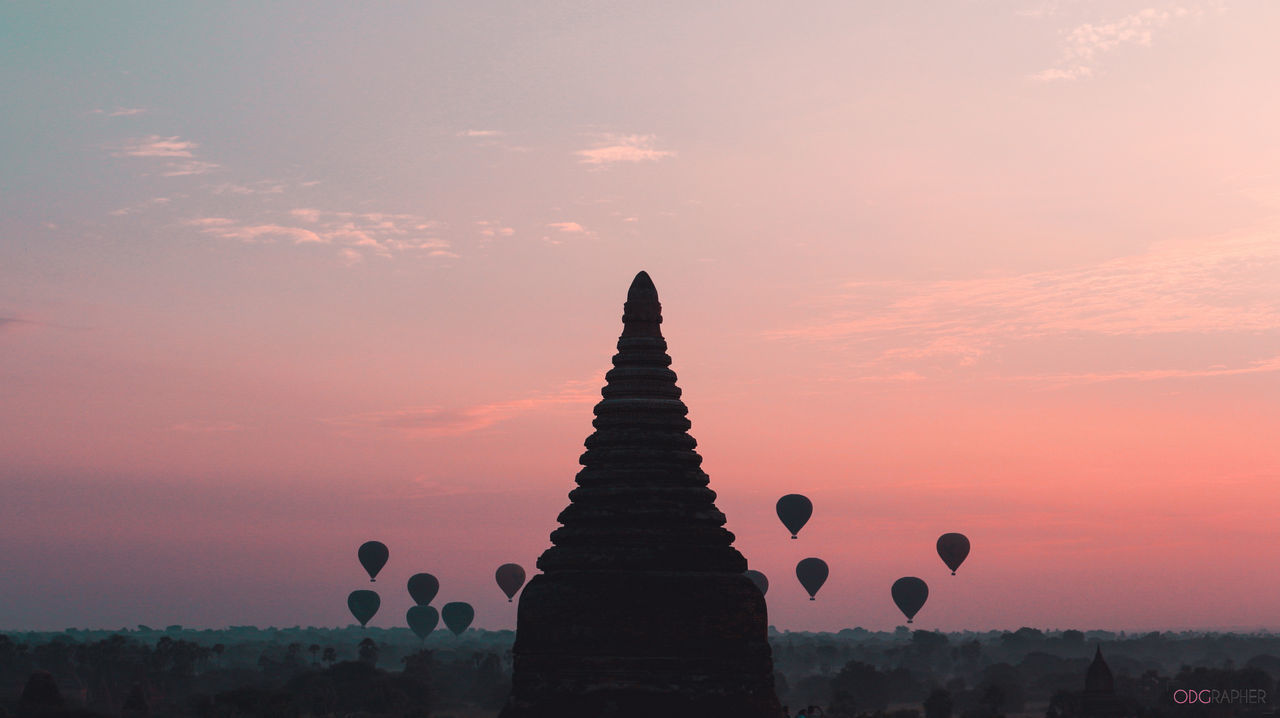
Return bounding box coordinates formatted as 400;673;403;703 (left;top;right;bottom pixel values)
1;626;1278;717
770;627;1279;716
0;627;508;717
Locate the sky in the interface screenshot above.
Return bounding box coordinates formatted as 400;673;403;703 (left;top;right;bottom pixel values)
2;1;1278;634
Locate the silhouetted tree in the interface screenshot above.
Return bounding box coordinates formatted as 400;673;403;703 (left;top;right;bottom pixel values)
20;670;64;710
924;688;953;718
828;660;889;717
284;642;303;669
357;637;379;666
913;630;949;653
121;682;148;717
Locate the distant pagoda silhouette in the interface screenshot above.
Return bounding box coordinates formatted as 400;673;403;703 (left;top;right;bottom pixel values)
1080;645;1125;718
500;271;783;718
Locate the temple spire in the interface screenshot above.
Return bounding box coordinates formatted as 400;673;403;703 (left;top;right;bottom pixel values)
501;271;782;718
621;270;662;338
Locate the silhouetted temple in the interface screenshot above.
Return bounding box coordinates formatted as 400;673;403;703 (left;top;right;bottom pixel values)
500;272;783;718
1085;645;1115;694
1079;645;1126;718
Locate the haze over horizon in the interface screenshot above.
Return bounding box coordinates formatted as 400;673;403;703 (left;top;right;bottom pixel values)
2;1;1278;634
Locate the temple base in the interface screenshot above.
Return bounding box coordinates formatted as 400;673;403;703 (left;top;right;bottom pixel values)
500;573;784;718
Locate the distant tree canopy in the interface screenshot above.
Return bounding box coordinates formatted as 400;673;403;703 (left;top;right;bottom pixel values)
5;627;1280;717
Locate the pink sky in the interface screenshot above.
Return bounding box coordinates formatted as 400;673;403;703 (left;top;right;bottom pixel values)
2;1;1278;632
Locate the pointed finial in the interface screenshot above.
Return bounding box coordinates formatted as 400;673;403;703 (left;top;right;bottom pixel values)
628;271;658;303
621;271;663;338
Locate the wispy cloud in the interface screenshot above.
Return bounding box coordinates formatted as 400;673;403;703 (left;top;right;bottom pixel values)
109;196;171;216
113;135;198;158
92;107;148;117
1033;5;1201;82
0;316;77;334
208;181;286;195
457;128;533;152
475;220;515;238
162;160;220;177
187;208;452;259
1008;355;1280;389
773;230;1280;380
327;378;601;435
110;135;220;175
187;220;324;244
542;221;594;244
575;133;676;166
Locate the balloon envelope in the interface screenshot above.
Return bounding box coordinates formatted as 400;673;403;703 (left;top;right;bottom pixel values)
407;573;439;605
406;605;439;640
776;494;813;538
937;533;971;575
891;577;928;623
495;563;526;602
745;570;769;597
795;558;828;600
347;590;380;627
358;541;389;582
441;602;475;635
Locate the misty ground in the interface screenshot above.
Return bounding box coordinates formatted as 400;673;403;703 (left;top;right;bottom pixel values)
2;626;1277;717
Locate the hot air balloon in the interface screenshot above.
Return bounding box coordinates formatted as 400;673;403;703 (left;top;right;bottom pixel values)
441;602;474;635
937;533;970;575
495;564;526;602
358;541;389;582
406;605;439;640
795;558;828;600
407;573;439;605
776;494;813;539
891;577;928;623
745;570;769;597
347;590;380;627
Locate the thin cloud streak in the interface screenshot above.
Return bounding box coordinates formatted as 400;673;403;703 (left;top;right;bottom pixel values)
110;135;221;175
208;181;286;195
475;220;515;238
92;107;148;117
1006;354;1280;389
112;135;199;158
575;133;676;166
187;208;452;259
109;197;171;216
326;378;602;435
